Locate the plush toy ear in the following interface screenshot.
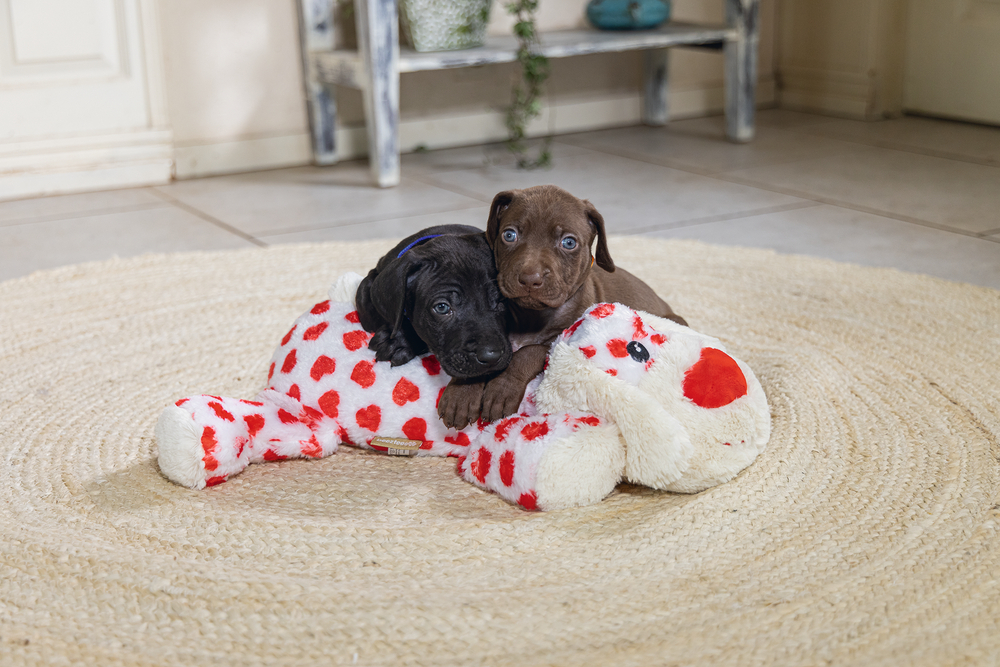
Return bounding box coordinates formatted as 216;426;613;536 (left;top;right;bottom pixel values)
535;343;692;487
367;253;426;337
583;200;614;273
328;272;365;306
486;190;519;246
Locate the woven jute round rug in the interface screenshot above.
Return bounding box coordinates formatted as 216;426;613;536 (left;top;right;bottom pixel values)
1;238;998;666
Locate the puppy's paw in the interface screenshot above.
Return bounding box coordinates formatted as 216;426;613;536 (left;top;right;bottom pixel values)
438;380;485;430
368;328;419;367
481;374;529;424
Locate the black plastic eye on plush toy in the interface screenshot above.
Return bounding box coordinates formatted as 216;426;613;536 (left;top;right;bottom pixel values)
626;341;649;363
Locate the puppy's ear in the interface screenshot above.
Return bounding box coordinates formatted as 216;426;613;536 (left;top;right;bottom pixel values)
584;200;615;272
368;254;425;336
486;190;518;246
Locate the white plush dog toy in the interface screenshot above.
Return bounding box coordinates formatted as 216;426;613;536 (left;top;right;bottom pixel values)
156;274;770;510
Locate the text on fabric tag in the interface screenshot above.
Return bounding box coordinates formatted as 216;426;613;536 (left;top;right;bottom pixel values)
371;437;422;456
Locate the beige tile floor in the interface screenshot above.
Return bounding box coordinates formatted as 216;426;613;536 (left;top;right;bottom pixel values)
2;110;999;288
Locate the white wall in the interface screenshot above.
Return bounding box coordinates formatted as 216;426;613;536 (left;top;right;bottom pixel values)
776;0;905;119
157;0;313;178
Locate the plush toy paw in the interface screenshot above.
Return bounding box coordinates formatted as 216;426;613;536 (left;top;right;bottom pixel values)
460;413;623;511
155;404;211;490
156;391;334;489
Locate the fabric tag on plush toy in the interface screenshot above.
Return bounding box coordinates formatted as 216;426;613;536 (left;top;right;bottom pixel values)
371;437;422;456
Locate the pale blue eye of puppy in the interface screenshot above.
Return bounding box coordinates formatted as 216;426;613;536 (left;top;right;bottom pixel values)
432;302;451;315
561;237;578;250
502;229;517;243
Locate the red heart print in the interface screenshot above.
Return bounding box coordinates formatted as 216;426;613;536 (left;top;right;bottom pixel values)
304;322;329;341
343;330;369;351
311;355;336;381
318;390;340;418
351;361;376;388
499;450;515;487
471;448;492;483
392;377;420;406
356;405;381;431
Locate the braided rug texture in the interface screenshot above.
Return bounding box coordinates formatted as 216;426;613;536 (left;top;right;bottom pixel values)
0;238;998;666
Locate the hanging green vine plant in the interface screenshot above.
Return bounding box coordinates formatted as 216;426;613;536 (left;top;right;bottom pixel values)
505;0;552;169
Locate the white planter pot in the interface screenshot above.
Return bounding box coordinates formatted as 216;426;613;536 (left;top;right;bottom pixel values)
399;0;493;51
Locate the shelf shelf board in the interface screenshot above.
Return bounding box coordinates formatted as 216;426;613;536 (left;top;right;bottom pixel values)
401;23;734;72
312;22;734;86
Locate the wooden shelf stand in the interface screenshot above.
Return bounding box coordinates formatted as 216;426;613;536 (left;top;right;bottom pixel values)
297;0;759;187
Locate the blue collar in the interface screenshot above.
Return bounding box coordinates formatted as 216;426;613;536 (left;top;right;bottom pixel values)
397;234;443;258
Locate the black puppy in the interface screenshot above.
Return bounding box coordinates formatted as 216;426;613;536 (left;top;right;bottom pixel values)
355;225;512;380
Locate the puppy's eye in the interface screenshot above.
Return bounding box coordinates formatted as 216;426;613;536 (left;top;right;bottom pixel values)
432;302;451;315
502;229;518;243
561;237;578;250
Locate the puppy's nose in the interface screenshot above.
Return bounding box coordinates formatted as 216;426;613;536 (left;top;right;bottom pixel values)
476;346;502;365
518;271;544;289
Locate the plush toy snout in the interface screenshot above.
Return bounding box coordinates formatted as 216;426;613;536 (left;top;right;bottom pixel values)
535;303;770;494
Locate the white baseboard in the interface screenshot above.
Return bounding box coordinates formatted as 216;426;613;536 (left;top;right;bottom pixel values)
0;129;173;202
778;90;869;120
173;133;314;180
777;69;871;120
334;77;777;160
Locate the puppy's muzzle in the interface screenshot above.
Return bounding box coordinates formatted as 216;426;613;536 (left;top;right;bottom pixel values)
476;345;503;365
519;270;546;290
441;340;512;379
503;269;567;309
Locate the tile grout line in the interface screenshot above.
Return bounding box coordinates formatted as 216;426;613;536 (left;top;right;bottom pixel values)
547;133;864;183
559;118;1000;177
252;201;490;239
148;188;268;248
404;144;597;180
711;173;999;241
616;201;824;235
794;129;1000;170
551;135;774;179
0;202;172;230
404;171;496;203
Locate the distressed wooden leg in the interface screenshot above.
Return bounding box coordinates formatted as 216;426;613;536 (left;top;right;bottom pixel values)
304;82;338;166
642;48;669;126
297;0;338;164
356;0;400;187
724;0;759;142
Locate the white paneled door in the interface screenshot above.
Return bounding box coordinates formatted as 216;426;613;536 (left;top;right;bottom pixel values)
0;0;172;200
905;0;1000;126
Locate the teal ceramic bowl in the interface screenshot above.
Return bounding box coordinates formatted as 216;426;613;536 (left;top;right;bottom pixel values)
586;0;670;30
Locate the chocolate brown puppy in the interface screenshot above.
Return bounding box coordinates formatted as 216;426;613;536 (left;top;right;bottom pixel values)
437;185;685;428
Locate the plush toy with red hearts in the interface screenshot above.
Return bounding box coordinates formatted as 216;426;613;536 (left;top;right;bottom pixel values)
156;274;770;510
